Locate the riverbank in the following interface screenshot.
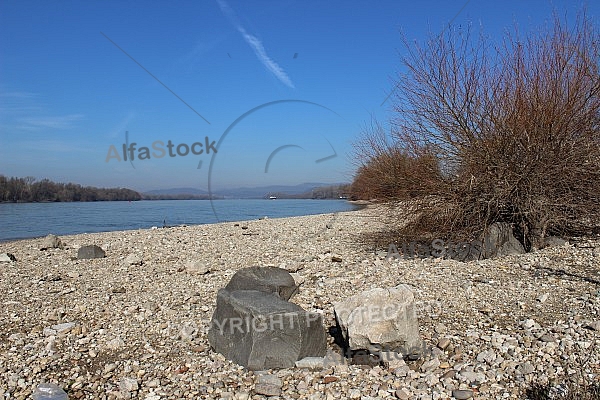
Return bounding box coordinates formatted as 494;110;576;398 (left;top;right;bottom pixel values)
0;207;599;399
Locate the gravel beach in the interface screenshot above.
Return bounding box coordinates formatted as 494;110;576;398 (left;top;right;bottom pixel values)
1;206;599;399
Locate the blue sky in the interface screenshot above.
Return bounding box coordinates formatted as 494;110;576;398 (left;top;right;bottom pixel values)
0;1;597;192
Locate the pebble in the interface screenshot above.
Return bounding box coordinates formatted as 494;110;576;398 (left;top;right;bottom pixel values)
295;357;325;369
437;338;451;350
452;389;474;399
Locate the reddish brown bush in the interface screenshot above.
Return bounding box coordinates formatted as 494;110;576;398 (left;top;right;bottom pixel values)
353;13;600;250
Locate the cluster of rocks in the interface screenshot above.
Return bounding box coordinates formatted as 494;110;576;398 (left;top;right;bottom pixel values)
0;207;598;399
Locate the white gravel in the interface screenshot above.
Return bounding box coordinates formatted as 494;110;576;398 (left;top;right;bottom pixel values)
0;206;599;399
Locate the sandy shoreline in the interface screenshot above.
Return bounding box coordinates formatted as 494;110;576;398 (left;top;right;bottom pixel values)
1;207;599;399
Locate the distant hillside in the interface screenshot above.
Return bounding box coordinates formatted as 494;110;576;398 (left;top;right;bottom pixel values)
215;182;350;199
142;188;217;200
144;188;208;196
143;183;351;200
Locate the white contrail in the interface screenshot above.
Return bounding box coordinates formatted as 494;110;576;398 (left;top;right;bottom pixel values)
217;0;295;88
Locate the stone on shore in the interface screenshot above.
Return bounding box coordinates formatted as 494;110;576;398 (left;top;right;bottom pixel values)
208;289;327;370
123;253;142;266
333;284;423;357
40;234;64;250
77;245;106;259
184;259;210;275
225;266;298;300
480;222;525;258
0;253;17;262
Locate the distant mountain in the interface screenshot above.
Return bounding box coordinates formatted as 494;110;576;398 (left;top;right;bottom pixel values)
144;188;208;195
216;182;348;199
143;183;350;199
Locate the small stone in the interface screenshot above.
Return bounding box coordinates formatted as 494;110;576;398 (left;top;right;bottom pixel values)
331;255;343;262
437;338;451;350
395;388;410;399
256;374;282;387
119;377;139;392
51;322;76;334
523;319;536;329
584;321;600;331
420;358;440;372
106;337;125;350
104;363;118;374
538;333;555;342
537;293;549;303
380;351;406;369
295;357;324;369
452;389;474;399
323;350;347;367
255;374;282;396
40;234;64;250
434;323;447;334
518;362;535;375
349;389;361;399
185;260;210;275
0;253;17;262
124;254;143;266
460;370;486;383
146;379;160;388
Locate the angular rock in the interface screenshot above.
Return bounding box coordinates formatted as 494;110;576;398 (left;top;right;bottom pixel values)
295;357;325;369
225;266;298;300
185;260;210;275
437;338;451;350
333;284;423;357
119;377;139;392
480;222;525;258
452;389;474;399
584;321;600;331
208;289;326;370
51;322;76;334
32;383;68;399
123;253;142;266
544;236;568;248
379;351;406;369
40;234;64;250
254;373;282;396
0;253;17;262
77;245;105;259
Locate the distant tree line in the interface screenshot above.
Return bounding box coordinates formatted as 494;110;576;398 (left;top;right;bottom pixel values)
0;175;142;203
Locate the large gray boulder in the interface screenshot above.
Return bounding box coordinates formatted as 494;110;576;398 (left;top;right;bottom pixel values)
333;285;423;357
225;266;298;300
208;289;326;370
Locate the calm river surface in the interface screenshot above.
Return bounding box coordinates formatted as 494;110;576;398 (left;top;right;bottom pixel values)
0;199;359;242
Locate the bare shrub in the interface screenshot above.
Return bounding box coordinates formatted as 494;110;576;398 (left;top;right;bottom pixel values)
354;13;600;250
